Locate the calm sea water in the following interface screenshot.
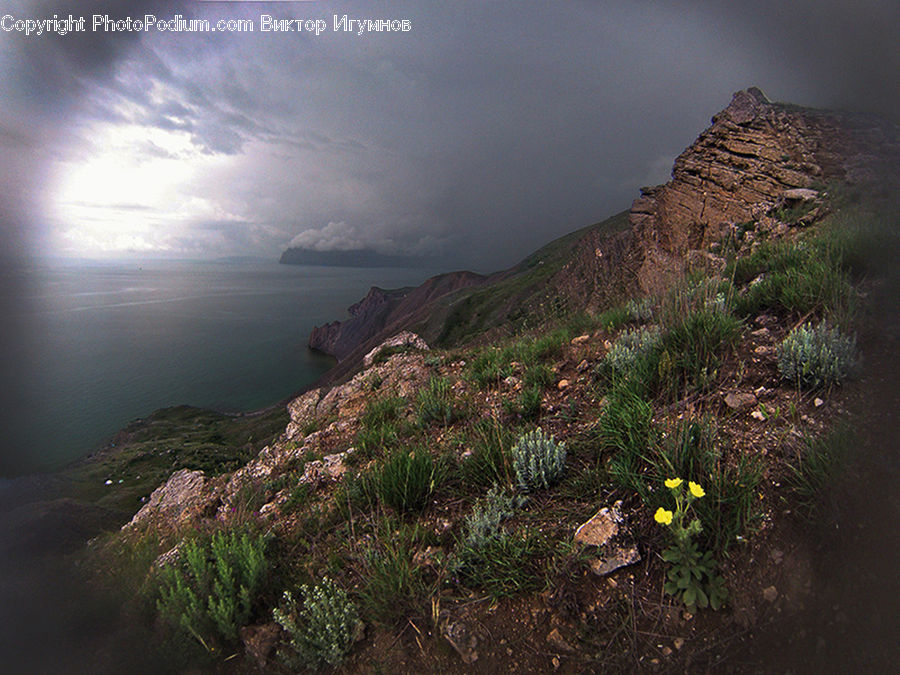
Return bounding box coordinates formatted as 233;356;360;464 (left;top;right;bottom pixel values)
0;259;435;477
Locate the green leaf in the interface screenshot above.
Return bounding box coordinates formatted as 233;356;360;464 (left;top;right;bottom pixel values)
683;586;696;607
695;586;709;609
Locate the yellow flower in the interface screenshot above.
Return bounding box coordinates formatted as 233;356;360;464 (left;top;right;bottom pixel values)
654;507;673;525
688;481;705;498
664;478;683;489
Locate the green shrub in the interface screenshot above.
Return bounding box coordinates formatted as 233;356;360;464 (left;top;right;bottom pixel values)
523;362;554;389
467;348;505;388
517;386;543;420
375;447;438;512
460;419;513;488
599;390;654;485
613;417;763;554
659;305;741;393
461;485;525;549
511;428;566;491
624;296;654;323
657;420;763;553
451;526;545;599
360;396;404;427
778;321;858;390
603;326;661;383
355;396;407;459
358;521;427;624
334;470;379;520
156;530;268;649
727;237;857;323
598;304;632;331
785;424;852;519
273;577;361;668
416;376;461;426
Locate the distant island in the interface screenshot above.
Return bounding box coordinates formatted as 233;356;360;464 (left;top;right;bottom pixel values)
279;247;426;268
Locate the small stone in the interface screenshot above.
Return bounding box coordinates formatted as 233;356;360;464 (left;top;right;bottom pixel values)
754;345;773;355
673;638;685;651
763;586;778;602
814;397;824;407
552;656;560;669
751;327;770;338
751;410;766;421
442;620;478;664
571;334;591;345
661;646;673;657
574;501;641;576
105;479;113;485
547;628;576;653
557;379;570;390
724;391;757;410
783;188;818;201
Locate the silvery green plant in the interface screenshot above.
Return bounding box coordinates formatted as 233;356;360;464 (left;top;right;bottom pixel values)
625;296;654;323
777;321;858;390
604;326;661;376
273;576;361;668
511;428;566;491
462;485;526;548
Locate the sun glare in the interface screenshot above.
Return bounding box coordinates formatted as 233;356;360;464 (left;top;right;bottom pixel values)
50;121;234;256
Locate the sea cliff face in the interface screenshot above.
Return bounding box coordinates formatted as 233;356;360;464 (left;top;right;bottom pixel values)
308;270;489;361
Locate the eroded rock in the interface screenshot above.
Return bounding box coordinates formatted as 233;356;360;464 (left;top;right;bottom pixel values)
724;391;758;410
574;501;641;576
124;468;213;530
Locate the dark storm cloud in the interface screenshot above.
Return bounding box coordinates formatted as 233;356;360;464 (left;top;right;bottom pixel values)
0;0;896;269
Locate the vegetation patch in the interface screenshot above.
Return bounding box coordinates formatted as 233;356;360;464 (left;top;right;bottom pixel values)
155;529;269;650
778;321;858;390
273;577;361;669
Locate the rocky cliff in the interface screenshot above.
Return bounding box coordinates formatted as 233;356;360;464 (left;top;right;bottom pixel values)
626;87;899;293
309;87;898;375
308;270;490;361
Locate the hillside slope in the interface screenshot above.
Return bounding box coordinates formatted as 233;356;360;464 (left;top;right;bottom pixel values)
55;89;900;673
308;87;898;378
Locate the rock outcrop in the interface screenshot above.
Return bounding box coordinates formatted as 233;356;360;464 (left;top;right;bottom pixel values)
627;87;899;293
124;468;214;531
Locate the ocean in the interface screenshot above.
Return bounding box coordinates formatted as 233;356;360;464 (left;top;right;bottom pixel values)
0;258;435;477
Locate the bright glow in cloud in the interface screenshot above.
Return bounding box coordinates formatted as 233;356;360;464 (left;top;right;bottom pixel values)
50;119;243;256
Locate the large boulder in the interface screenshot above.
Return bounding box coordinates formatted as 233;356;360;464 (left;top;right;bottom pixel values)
123;468;213;531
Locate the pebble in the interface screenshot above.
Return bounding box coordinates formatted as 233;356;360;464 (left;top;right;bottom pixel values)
763;586;778;602
673;638;685;650
557;379;570;390
814;397;824;407
751;410;766;421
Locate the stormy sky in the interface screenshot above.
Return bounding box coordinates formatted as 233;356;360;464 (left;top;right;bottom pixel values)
0;0;897;271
